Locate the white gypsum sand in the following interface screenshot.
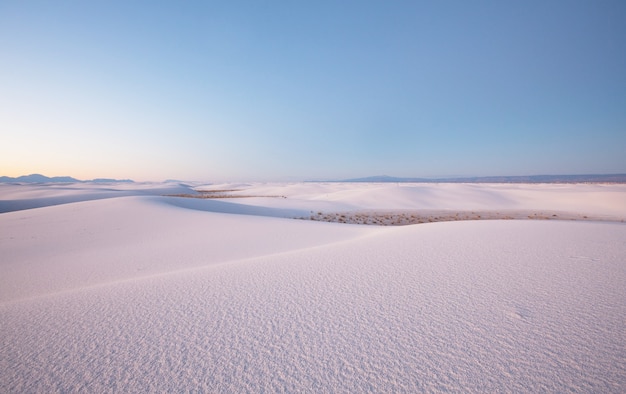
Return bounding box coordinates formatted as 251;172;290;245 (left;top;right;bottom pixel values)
1;182;625;392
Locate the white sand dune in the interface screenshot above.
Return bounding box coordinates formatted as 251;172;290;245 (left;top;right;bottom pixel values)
202;182;626;217
1;182;625;392
0;182;193;213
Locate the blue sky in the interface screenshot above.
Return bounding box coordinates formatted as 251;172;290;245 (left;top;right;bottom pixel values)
1;1;625;181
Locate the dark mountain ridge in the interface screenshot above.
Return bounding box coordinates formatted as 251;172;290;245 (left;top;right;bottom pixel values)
339;174;626;183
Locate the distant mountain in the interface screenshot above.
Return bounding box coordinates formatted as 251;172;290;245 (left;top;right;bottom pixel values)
340;174;626;183
0;174;80;183
0;174;134;183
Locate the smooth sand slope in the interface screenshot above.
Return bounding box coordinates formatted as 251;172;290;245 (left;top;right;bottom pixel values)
1;182;625;392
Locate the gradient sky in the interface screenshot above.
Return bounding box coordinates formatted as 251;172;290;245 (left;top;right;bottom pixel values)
1;1;625;181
